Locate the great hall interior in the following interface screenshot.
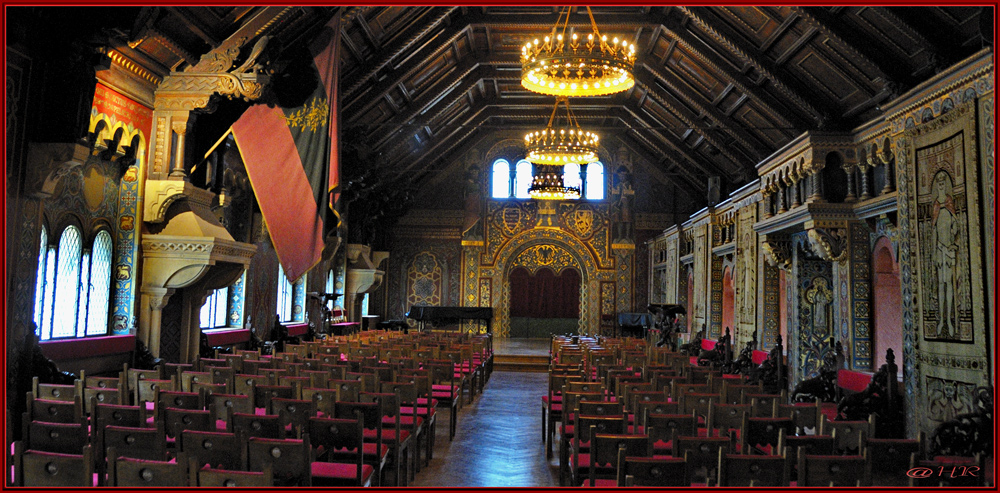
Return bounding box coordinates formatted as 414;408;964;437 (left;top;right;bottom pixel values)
4;5;995;488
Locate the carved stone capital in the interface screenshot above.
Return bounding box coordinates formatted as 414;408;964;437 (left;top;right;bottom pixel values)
144;179;194;224
25;143;91;199
806;226;849;263
761;235;792;270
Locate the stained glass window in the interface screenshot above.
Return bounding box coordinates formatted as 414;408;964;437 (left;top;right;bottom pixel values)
41;247;56;340
87;231;113;336
51;226;82;339
33;226;48;334
76;252;90;337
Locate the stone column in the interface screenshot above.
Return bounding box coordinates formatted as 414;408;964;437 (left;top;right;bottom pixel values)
844;165;857;203
859;163;871;200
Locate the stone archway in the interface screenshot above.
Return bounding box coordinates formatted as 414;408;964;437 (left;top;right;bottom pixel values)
492;229;609;338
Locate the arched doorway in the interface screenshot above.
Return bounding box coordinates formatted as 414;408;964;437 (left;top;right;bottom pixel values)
872;238;902;378
722;266;735;335
509;266;581;338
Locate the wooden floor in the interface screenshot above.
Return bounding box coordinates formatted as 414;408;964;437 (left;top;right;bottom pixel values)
411;370;559;487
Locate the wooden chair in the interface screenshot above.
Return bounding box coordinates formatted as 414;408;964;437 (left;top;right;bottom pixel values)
777;399;822;434
308;416;375;487
93;401;146;429
865;432;925;486
134;377;177;410
180;371;212;393
108;448;190;486
334;401;386;486
707;402;749;438
543;372;583;458
181;429;247;470
744;391;786;416
797;448;871;486
247;436;313;486
427;362;460;441
383;380;430;470
206;365;236;393
721;382;762;406
32;377;79;402
25;392;82;424
588;433;650;486
670;381;709;405
231;411;283;439
253;384;295;412
633;400;677;429
619;452;690;486
777;428;835;483
24;419;88;455
681;392;717;422
83;386;122;416
12;441;94;487
206;393;252;429
234;373;268;398
673;435;732;483
155;389;202;412
360;391;412;486
568;415;626;485
645;412;698;456
328;379;363;403
820;414;874;454
193;463;273;487
741;415;794;455
162;407;214;441
272;397;315;438
716;449;789;486
101;423;169;462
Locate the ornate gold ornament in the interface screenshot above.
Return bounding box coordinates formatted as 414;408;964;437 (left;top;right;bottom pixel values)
521;6;635;97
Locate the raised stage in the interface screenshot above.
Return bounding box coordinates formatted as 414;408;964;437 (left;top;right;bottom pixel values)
493;337;550;372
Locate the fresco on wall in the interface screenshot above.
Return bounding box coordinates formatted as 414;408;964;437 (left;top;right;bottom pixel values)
925;376;977;425
914;132;974;342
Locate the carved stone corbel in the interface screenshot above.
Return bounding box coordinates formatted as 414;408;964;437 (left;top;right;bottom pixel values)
806;226;849;263
25;143;92;199
761;234;792;270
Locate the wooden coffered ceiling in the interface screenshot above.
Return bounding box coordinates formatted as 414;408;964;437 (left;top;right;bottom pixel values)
31;5;993;205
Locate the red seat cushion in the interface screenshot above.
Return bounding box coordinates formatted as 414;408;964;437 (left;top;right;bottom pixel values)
400;406;436;419
383;416;424;428
311;461;374;484
362;428;411;443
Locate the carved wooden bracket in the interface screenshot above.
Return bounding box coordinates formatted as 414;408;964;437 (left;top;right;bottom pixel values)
806;226;849;263
25;143;91;199
761;234;792;270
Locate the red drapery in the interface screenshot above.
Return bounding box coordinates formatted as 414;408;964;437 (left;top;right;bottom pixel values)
509;267;581;318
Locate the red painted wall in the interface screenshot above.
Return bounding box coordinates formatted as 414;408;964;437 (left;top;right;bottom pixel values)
722;267;735;334
872;239;902;376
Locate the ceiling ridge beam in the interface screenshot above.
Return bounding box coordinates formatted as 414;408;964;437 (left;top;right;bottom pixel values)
677;6;828;128
659;21;804;130
632;73;753;181
639;63;767;163
343;6;460;97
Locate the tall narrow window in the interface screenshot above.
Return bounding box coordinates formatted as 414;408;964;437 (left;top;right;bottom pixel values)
51;226;82;339
87;231;113;336
564;163;582;191
585;161;604;200
276;264;293;322
514;159;533;198
33;226;48;333
200;288;229;328
76;251;90;337
491;159;511;198
325;269;336;312
40;246;56;339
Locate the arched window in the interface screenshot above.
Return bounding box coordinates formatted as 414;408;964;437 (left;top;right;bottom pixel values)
51;226;83;339
491;159;511;198
514;160;533;199
86;230;113;336
200;288;229;328
564;163;582;190
585;161;604;200
276;263;293;322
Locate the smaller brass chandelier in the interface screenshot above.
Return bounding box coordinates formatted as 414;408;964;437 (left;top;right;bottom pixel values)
529;165;581;200
524;97;599;165
521;6;636;97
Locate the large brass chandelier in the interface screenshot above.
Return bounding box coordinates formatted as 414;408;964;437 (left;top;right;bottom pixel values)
524;97;599;165
529;165;581;200
521;6;636;97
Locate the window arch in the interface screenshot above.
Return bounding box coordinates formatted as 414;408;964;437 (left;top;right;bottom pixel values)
491;159;511;198
51;226;83;339
514;160;533;199
585;161;604;200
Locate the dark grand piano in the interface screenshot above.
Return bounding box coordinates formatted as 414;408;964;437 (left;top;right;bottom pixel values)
405;306;493;334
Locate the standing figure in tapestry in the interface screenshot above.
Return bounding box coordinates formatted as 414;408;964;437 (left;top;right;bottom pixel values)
805;277;834;335
931;170;959;338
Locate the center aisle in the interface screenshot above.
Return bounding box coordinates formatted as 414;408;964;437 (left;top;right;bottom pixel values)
411;370;559;487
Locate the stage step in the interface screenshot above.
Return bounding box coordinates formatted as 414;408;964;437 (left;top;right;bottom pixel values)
494;354;549;372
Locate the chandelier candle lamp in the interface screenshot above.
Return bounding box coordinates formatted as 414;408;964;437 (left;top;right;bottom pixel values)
529;165;581;201
524;97;599;165
521;6;636;97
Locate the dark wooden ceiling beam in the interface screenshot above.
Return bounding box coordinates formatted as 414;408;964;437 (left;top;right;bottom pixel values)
676;6;829;128
638;63;768;164
657;15;808;131
615;133;708;195
791;7;893;92
166;7;220;47
343;7;460;97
